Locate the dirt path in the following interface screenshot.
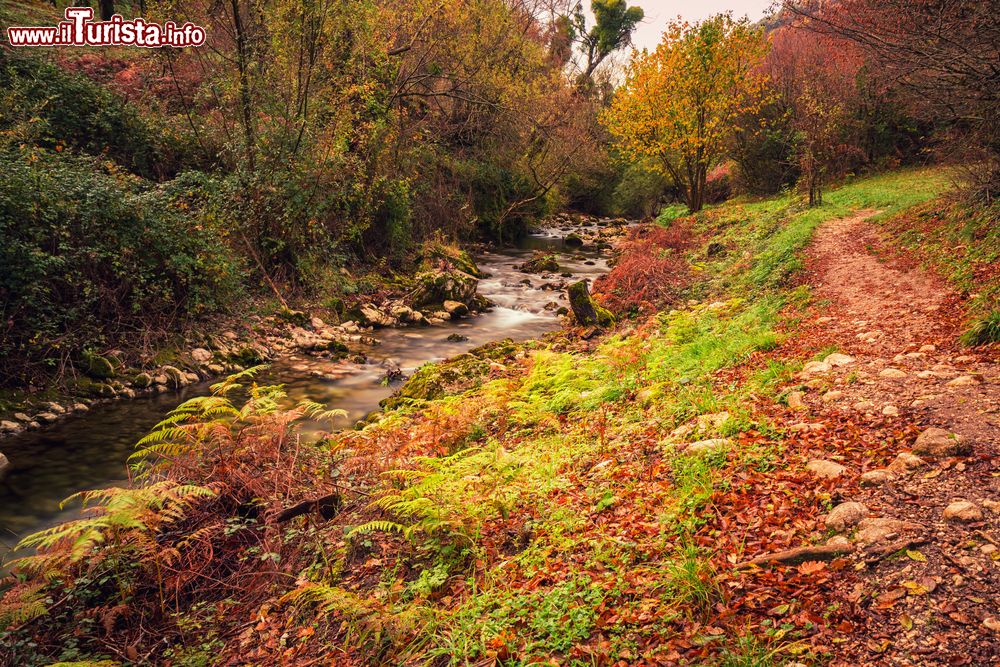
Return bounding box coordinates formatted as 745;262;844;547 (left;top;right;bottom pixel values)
787;210;1000;665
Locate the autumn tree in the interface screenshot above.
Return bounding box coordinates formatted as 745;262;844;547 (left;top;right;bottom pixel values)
785;0;1000;201
603;14;769;213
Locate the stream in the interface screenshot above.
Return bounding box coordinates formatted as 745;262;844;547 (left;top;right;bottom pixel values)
0;226;613;562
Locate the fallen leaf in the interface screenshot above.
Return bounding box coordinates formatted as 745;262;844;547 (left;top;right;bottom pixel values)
906;549;927;562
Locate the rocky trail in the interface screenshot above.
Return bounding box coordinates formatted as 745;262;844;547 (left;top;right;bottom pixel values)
781;211;1000;665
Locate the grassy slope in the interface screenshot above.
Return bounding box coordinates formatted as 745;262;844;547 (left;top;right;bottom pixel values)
288;168;952;664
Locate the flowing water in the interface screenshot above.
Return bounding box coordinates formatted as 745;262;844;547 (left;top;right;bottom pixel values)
0;228;612;561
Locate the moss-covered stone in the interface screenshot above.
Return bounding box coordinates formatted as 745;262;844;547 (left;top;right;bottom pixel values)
277;308;310;326
564;233;584;248
518;253;560;273
229;345;269;366
81;350;115;379
567;280;615;328
380;339;518;410
408;270;478;309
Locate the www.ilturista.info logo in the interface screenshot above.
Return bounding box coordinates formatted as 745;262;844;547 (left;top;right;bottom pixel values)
7;7;205;48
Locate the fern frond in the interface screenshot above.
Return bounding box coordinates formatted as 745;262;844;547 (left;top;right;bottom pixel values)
346;520;406;538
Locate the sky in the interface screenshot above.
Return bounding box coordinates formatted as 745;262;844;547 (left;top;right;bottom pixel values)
625;0;776;51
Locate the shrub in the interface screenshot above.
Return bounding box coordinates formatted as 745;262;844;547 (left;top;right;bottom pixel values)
0;148;243;385
594;223;694;315
0;51;162;177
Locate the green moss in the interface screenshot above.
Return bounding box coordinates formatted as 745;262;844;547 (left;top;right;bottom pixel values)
80;350;115;380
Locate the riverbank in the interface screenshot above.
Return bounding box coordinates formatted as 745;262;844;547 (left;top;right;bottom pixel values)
0;213;633;443
0;213;630;560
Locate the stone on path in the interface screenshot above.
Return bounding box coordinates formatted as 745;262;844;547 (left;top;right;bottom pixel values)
825;501;869;532
947;375;982;387
801;361;831;375
860;469;897;487
882;405;899;417
854;517;924;546
807;459;846;480
822;390;845;403
824;353;856;367
880;368;908;379
787;391;806;410
888;452;926;474
913;427;971;458
943;501;983;523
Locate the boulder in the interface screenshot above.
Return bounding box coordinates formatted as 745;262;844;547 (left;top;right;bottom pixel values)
825;501;869;532
191;348;213;363
913;427;970;458
408;270;478;309
81;350;115;379
563;233;584;248
443;300;470;318
518;253;561;273
355;303;397;328
567;281;614;328
133;372;153;388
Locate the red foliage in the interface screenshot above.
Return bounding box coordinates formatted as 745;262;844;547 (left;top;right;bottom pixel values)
593;223;694;315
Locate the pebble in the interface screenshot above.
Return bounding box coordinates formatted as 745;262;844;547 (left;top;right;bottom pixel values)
882;405;899;417
821;390;845;402
879;368;908;378
787;391;806;409
946;375;981;387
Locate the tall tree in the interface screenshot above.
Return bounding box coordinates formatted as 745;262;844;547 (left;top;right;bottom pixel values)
566;0;644;87
603;14;769;213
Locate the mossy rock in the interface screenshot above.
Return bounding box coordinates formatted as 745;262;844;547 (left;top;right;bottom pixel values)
408;270;478;309
229;345;270;366
277;308;310;326
132;372;153;388
380;339;517;410
80;350;115;379
564;233;584;248
72;377;116;398
567;280;615;328
423;244;484;278
519;253;560;273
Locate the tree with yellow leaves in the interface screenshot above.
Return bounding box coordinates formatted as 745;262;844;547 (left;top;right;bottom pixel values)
603;14;770;213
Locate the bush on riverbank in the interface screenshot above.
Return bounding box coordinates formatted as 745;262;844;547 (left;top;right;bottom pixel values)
0;148;243;386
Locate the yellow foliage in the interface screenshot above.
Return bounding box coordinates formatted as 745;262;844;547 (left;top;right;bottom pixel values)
602;14;770;212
